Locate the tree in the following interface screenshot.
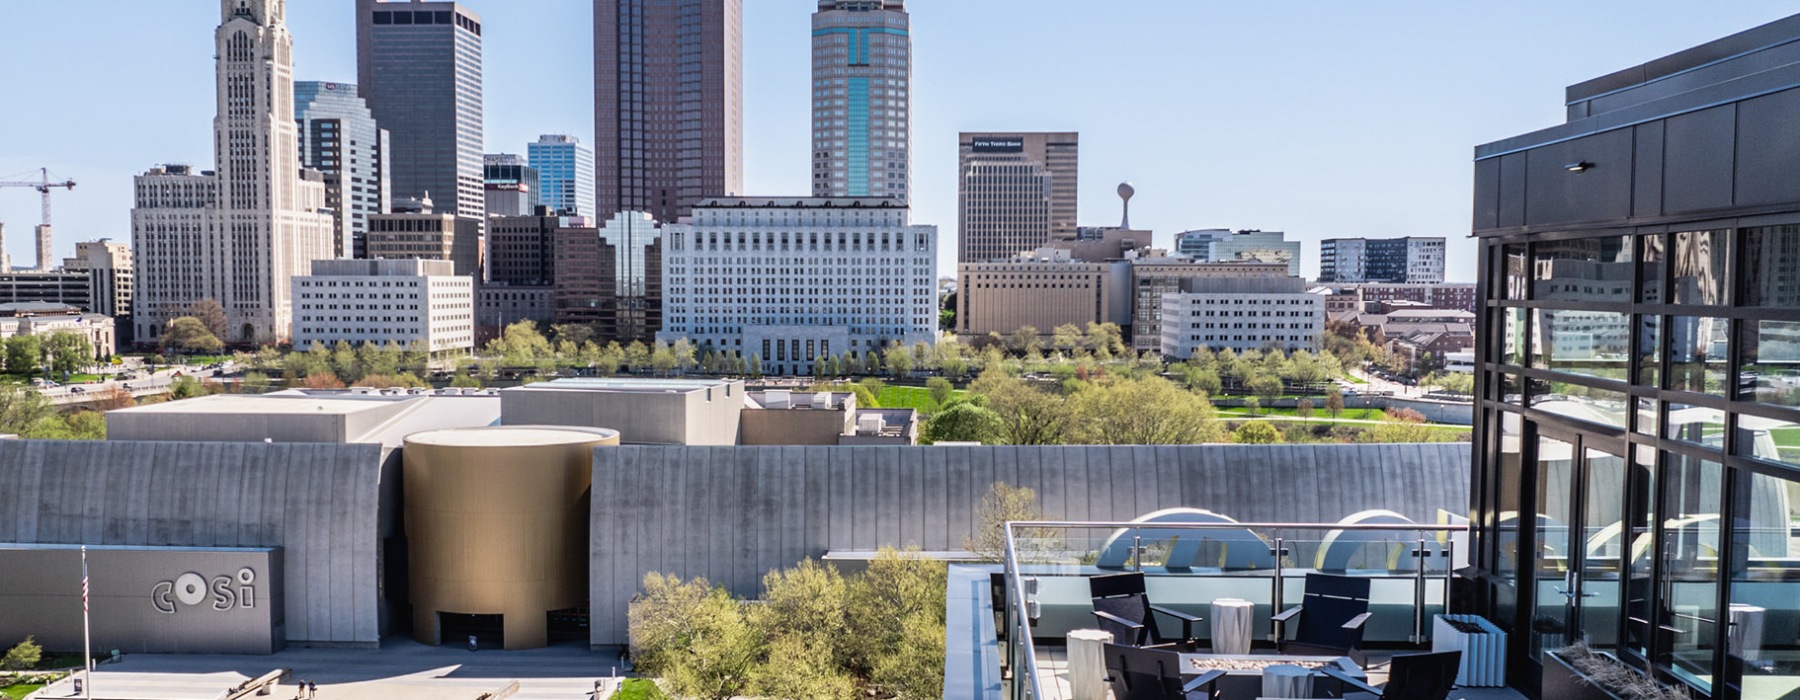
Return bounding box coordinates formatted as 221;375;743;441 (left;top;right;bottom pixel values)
90;386;137;411
925;376;955;407
651;342;679;375
1086;321;1125;356
1243;396;1261;416
552;323;595;347
1232;420;1284;444
301;372;347;390
671;338;698;374
47;331;92;375
848;383;881;409
0;386;53;435
628;573;759;700
969;369;1067;445
168;375;217;400
844;548;947;700
2;636;41;671
748;558;855;700
883;342;913;379
748;636;857;700
1187;368;1222;396
1007;325;1042;355
1246;373;1285;404
1066;377;1224;445
161;317;223;356
241;371;271;394
1297;398;1315;423
1326;388;1346;419
1051;324;1084;353
963;483;1046;562
1365;408;1447;443
449;373;482;389
921;400;1003;444
186;298;229;341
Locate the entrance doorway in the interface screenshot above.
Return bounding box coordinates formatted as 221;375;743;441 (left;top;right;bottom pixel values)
438;612;503;650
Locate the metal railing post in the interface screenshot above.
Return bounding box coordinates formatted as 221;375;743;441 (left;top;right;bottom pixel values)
1412;537;1428;644
1270;534;1285;643
1133;532;1143;572
1444;537;1456;616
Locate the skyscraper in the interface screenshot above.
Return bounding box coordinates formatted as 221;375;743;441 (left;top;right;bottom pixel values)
811;0;910;201
528;135;596;217
1318;237;1446;283
554;211;662;343
957;132;1078;263
129;1;335;345
594;0;744;223
355;0;485;220
295;81;390;259
483;154;538;218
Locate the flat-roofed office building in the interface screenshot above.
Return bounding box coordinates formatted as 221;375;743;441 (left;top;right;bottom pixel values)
957;132;1078;263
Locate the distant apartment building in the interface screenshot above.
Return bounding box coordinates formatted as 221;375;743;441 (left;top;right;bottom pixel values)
1315;282;1478;315
956;249;1133;340
529;135;596;216
553;212;661;342
483;154;539;217
1158;276;1324;358
594;0;743;223
477;285;554;335
486;208;566;288
812;0;911;202
295;81;391;259
1174;229;1232;258
1129;259;1292;351
356;0;485;221
1318;236;1445;283
1197;230;1302;276
292;258;473;354
957;132;1078;262
0;272;95;313
366;202;483;278
659;198;936;376
61;239;132;320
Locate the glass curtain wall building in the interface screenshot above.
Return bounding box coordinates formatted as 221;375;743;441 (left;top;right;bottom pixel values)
1471;13;1800;699
811;0;909;202
295;81;390;259
528;135;595;217
355;0;485;221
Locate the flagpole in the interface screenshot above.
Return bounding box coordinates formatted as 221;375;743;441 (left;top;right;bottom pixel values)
81;545;92;700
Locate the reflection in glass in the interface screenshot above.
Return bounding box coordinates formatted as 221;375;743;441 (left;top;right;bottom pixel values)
1533;235;1633;303
1738;414;1800;470
1656;453;1721;693
1639;233;1665;305
1635;398;1657;436
1741;224;1800;307
1673;230;1728;306
1580;449;1624;652
1496;413;1523;629
1533;436;1575;660
1638;314;1661;388
1531;309;1630;381
1740;320;1800;408
1529;384;1629;430
1624;446;1657;658
1669;316;1729;395
1500;308;1526;367
1505;244;1530;301
1667;404;1726;449
1728;469;1800;693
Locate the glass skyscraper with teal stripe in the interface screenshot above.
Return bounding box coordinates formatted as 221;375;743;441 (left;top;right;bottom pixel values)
811;1;910;201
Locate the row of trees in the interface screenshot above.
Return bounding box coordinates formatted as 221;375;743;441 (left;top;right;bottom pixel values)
629;549;945;700
0;332;94;377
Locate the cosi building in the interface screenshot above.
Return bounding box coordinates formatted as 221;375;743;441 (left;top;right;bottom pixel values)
1472;12;1800;699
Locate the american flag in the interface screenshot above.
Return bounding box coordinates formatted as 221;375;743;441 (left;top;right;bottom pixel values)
82;555;89;613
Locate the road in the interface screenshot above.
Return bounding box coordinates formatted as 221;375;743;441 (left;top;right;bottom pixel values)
39;362;233;405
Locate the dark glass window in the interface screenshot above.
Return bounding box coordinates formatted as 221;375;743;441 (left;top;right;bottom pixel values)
414;11;434;24
1499;307;1526;366
1654;452;1722;692
1532;235;1633;303
1504;244;1529;301
1741;224;1800;307
1622;445;1657;657
1531;309;1629;381
392;11;412;24
373;11;392;24
1672;229;1728;306
1741;320;1800;408
434;11;452;24
1727;469;1800;686
1668;316;1728;394
1639;233;1665;305
1637;314;1662;388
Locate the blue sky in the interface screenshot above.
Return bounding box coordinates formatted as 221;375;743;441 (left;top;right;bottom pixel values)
1;1;1795;281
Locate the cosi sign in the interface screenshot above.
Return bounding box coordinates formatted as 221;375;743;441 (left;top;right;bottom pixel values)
151;568;258;614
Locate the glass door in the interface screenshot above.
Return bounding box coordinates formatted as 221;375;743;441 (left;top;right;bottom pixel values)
1578;448;1626;653
1532;435;1628;662
1532;435;1576;659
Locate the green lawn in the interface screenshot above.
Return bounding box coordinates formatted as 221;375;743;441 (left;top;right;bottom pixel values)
1344;374;1369;384
1218;406;1388;421
2;684;43;699
876;385;964;410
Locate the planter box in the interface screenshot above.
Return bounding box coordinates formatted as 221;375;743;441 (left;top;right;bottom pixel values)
1544;652;1629;700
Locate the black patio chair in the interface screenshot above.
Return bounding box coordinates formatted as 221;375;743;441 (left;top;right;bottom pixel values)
1090;571;1203;649
1323;650;1461;700
1272;573;1373;665
1102;642;1227;700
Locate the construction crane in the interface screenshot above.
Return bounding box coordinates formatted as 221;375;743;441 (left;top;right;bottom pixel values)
0;168;77;271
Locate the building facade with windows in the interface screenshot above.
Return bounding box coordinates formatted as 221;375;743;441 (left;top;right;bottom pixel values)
658;198;936;376
1157;276;1322;358
483;154;538;218
957;132;1078;263
292;258;472;353
594;0;743;224
955;251;1132;340
1128;259;1290;351
528;135;595;217
811;0;910;202
1319;236;1446;283
553;212;661;342
295;81;391;259
1470;13;1800;698
366;209;482;279
355;0;485;221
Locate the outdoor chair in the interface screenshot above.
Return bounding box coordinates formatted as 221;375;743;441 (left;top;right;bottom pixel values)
1102;642;1227;700
1272;573;1373;665
1323;650;1462;700
1090;571;1203;649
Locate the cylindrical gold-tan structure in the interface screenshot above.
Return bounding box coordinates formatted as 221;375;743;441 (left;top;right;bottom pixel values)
403;425;618;649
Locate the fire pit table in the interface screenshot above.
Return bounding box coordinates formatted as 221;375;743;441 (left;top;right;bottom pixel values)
1178;653;1366;699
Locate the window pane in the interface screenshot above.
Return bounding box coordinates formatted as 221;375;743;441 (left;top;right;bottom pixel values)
1669;316;1729;394
1729;469;1800;691
1529;383;1629;430
1740;224;1800;307
1741;320;1800;407
1532;235;1633;303
1667;403;1726;449
1739;414;1800;470
1656;453;1722;693
1531;309;1630;381
1639;233;1666;305
1673;229;1728;306
1635;398;1657;436
1532;435;1576;661
1499;307;1526;366
1505;244;1530;301
1637;315;1662;388
1623;445;1657;658
1580;449;1625;654
1495;412;1524;630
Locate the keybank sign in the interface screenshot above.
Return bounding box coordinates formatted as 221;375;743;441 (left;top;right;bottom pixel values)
151;568;257;614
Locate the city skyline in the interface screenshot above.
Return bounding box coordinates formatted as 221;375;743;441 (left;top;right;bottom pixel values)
2;2;1797;281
